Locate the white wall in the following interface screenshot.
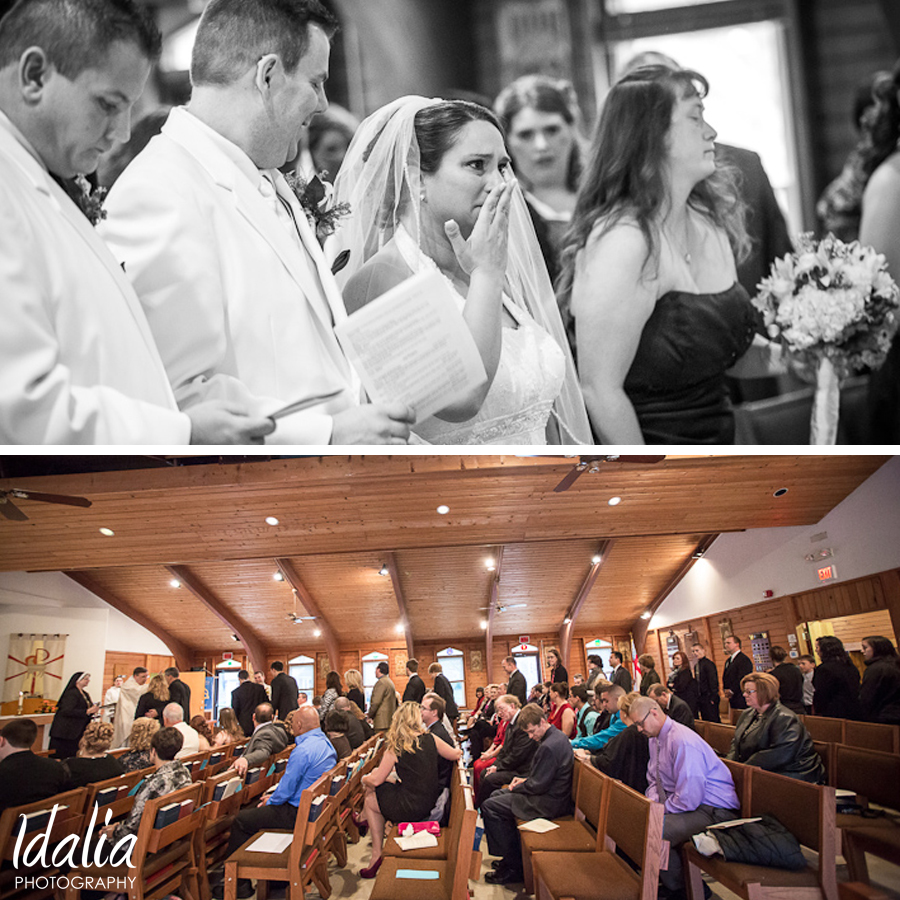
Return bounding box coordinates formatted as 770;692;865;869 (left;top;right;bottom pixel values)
651;455;900;628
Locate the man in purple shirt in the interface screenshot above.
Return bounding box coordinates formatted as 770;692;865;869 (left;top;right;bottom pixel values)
631;696;739;898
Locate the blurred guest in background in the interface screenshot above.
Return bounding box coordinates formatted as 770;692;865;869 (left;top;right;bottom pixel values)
859;635;900;725
813;636;860;719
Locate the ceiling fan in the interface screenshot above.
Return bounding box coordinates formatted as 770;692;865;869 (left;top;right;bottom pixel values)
552;455;665;493
478;603;527;613
286;612;318;624
0;488;92;521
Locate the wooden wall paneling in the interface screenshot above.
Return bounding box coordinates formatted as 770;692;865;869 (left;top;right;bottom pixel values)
878;569;900;646
828;609;895;647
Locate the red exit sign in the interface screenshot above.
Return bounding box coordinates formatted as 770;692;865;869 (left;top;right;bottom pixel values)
817;564;837;582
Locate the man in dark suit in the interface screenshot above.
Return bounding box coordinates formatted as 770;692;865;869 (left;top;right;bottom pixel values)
648;684;696;730
722;635;754;711
476;695;538;807
428;662;459;720
333;697;366;749
230;702;289;776
501;656;527;706
269;661;299;720
231;669;269;737
691;643;721;722
164;666;191;719
609;651;633;692
482;703;574;885
402;657;426;703
421;692;455;791
0;718;67;814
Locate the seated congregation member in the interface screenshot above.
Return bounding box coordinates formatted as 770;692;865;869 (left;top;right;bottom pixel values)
649;683;696;730
571;684;598;737
162;702;200;758
476;694;538;808
502;656;528;706
472;704;509;793
610;650;633;691
547;682;576;738
323;710;352;759
318;670;343;721
119;717;159;772
0;718;66;814
230;702;289;776
359;700;462;878
589;681;612;732
429;662;460;721
402;658;427;703
727;673;825;783
668;650;700;717
768;645;806;715
104;727;191;843
630;696;739;899
813;635;860;719
333;697;366;750
190;714;213;751
49;672;99;759
463;683;499;760
368;660;398;732
134;673;170;721
859;635;900;725
571;684;627;751
100;0;413;447
213;707;245;746
231;669;268;737
639;653;661;695
691;643;721;722
421;692;456;790
471;685;487;715
215;708;336;899
63;721;125;788
482;703;574;886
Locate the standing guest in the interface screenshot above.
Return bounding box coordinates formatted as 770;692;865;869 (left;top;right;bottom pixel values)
547;682;576;738
0;0;268;445
560;65;772;444
0;718;66;814
476;695;537;807
135;673;170;721
189;715;213;751
63;721;125;788
253;670;271;700
798;654;816;714
648;683;696;730
727;673;824;783
230;703;289;776
269;661;299;721
638;654;661;695
813;636;860;720
113;668;149;748
318;670;343;721
691;643;721;722
482;703;574;886
49;672;99;759
164;667;191;719
344;669;366;711
231;669;268;737
769;646;806;715
161;702;200;759
722;634;754;711
502;657;528;706
306;102;358;183
545;647;568;687
359;701;461;878
859;635;900;725
333;697;367;750
667;650;700;717
571;685;627;751
101;0;413;447
119;717;160;772
571;684;598;737
368;661;398;732
586;655;606;693
402;658;426;704
101;675;124;723
631;696;739;897
323;710;352;759
429;662;460;721
214;708;336;899
213;707;245;746
610;650;633;692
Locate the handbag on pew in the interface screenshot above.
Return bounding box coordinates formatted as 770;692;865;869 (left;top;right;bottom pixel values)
691;815;806;870
396;820;440;835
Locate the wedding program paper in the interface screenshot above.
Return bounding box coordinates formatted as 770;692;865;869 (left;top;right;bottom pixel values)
334;269;487;423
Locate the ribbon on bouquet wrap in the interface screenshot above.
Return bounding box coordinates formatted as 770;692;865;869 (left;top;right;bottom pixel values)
810;356;840;445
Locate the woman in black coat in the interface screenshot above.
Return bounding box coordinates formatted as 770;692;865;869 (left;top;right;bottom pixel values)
769;645;806;715
49;671;99;759
812;636;860;719
545;647;568;687
667;651;700;716
859;635;900;725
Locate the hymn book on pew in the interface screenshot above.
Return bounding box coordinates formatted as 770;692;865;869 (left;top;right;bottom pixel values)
308;795;327;821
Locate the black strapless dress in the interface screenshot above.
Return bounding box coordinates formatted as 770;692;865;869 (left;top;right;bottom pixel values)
624;283;757;443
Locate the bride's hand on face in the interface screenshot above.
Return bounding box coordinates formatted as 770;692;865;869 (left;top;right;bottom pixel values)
444;179;513;279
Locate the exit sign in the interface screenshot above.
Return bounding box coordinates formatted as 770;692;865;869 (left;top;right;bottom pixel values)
518;635;530;645
817;564;837;582
222;652;233;660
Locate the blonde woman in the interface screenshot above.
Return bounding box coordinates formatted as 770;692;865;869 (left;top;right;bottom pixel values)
358;700;461;877
134;673;169;720
63;721;124;787
344;668;366;710
120;716;160;771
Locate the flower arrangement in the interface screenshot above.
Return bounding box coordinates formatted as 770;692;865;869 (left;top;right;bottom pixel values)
285;170;351;245
753;233;900;442
73;174;108;226
37;699;56;714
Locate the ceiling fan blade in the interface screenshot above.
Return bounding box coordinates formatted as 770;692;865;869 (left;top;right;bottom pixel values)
553;466;585;493
606;455;665;465
0;497;29;521
9;489;92;508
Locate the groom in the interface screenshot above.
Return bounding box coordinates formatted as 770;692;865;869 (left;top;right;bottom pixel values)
101;0;413;444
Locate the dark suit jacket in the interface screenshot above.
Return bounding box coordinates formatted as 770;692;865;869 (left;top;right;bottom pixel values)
509;725;574;820
432;673;458;719
611;665;633;693
666;693;696;730
771;663;805;715
694;657;720;701
242;721;290;768
342;711;367;750
270;672;299;720
428;719;455;789
722;651;754;709
506;669;527;706
168;678;191;718
403;673;426;704
0;751;67;814
494;713;537;777
232;680;269;737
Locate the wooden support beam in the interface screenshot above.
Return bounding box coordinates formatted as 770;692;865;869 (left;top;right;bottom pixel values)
880;568;900;648
485;546;504;685
275;558;340;673
385;551;414;660
64;570;193;671
166;565;267;674
632;534;719;655
559;539;614;673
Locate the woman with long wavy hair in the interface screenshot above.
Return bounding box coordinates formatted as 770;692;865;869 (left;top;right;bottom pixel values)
813;636;860;719
344;668;366;711
134;673;169;721
212;707;245;746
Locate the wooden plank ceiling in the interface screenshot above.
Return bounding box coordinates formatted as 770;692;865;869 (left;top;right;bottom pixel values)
0;454;889;658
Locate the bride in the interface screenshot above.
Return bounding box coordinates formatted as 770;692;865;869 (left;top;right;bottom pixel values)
331;96;590;445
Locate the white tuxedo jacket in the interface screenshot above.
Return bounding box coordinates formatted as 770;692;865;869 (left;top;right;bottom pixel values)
100;108;359;444
0;113;190;444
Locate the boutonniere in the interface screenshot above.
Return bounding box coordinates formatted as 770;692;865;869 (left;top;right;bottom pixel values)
73;174;108;226
285;170;351;246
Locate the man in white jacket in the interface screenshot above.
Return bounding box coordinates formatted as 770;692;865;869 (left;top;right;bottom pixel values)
101;0;413;445
0;0;273;445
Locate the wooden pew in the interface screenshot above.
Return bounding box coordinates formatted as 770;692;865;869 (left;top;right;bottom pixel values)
842;721;900;755
703;722;736;756
801;716;845;745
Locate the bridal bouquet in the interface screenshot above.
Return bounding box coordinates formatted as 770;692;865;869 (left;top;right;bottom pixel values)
753;233;900;443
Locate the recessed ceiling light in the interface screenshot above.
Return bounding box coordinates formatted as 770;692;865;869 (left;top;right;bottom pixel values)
591;554;602;564
99;527;114;536
265;516;279;526
273;572;283;581
437;505;449;515
563;616;572;625
379;564;389;576
641;611;652;620
480;620;488;630
608;496;622;506
773;488;788;498
396;623;404;634
169;579;181;588
313;629;321;638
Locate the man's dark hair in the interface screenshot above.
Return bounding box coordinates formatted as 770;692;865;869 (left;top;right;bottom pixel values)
0;0;161;77
1;717;37;748
254;702;275;723
610;651;623;665
152;726;183;760
376;661;389;676
190;0;336;88
517;703;547;729
571;684;589;704
270;661;284;672
406;658;418;673
133;666;148;677
238;669;250;681
165;666;179;678
587;655;602;667
769;645;788;664
727;634;743;648
503;656;517;667
422;691;445;720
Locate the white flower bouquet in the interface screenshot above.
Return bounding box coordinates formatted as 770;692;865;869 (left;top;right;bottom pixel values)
753;233;900;443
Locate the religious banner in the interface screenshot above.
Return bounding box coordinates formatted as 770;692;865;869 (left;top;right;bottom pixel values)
4;633;67;702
